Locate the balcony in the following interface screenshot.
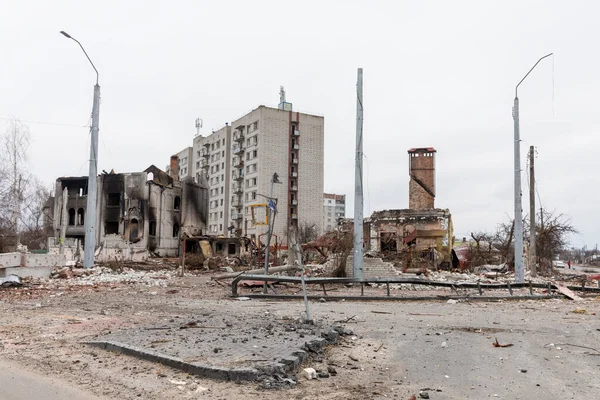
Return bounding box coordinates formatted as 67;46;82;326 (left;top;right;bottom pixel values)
203;142;211;149
233;157;244;168
233;171;243;181
293;144;299;150
290;185;298;191
293;130;300;136
233;185;243;194
233;132;245;142
290;213;298;220
231;197;242;208
202;149;210;159
231;213;243;220
291;199;298;205
291;158;298;164
291;171;298;178
232;144;245;155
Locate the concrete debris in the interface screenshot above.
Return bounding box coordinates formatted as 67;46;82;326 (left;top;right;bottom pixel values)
302;367;317;380
0;274;21;287
49;266;175;287
441;341;448;348
419;391;430;399
447;299;458;304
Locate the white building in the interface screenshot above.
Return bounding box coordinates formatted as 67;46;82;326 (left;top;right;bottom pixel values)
178;100;324;245
191;125;232;235
323;193;346;232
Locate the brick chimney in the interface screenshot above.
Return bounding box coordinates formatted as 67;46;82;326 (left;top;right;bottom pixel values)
169;155;179;181
408;147;436;210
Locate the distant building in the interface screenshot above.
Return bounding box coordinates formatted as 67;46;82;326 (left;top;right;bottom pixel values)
323;193;345;232
169;147;193;181
173;97;324;247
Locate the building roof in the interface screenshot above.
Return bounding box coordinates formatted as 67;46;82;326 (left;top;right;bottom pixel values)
407;147;436;153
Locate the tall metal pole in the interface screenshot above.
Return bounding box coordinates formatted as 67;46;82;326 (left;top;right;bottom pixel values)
295;242;312;324
60;31;101;269
263;177;275;294
529;146;537;277
513;96;524;282
353;68;364;280
84;84;100;268
513;53;552;283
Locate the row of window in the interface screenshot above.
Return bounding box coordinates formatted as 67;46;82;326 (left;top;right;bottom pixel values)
210;186;225;197
209;211;224;221
246;163;257;174
210;199;224;209
246;149;258;161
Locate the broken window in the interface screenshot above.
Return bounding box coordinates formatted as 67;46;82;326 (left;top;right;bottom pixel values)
77;208;85;225
68;208;75;226
149;220;157;236
174;196;181;211
129;218;139;242
216;242;223;253
105;221;119;235
173;223;179;237
228;243;236;255
107;193;120;207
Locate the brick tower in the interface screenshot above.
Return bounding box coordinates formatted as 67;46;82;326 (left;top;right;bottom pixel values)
408;147;436;210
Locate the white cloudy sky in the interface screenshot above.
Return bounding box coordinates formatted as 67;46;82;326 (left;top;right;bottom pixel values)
1;0;598;249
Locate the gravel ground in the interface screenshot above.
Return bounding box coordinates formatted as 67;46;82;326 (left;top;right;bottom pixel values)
1;268;599;399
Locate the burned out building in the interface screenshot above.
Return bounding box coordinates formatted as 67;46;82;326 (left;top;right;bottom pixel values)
366;147;453;258
50;166;208;262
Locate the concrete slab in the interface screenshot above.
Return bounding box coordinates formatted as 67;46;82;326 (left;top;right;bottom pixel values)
90;311;340;381
0;252;21;268
0;266;53;279
22;254;66;268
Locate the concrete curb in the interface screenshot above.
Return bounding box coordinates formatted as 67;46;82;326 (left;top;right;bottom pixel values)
85;330;338;381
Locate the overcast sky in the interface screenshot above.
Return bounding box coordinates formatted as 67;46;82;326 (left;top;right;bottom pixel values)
1;0;598;249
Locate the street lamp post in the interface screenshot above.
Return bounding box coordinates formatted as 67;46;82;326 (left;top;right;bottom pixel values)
513;53;552;282
61;31;100;269
263;173;282;293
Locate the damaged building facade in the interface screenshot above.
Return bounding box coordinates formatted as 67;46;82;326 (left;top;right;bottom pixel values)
49;166;208;263
366;147;453;260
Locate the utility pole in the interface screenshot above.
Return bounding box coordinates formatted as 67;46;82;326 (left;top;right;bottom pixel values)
61;31;100;269
353;68;364;280
529;146;536;277
513;53;552;283
263;173;281;293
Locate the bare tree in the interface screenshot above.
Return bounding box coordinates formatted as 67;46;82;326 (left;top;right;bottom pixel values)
297;222;319;244
536;209;578;274
0;118;31;235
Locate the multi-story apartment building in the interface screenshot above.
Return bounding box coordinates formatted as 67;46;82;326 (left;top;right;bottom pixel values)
175;101;324;244
191;125;232;235
229;105;324;245
323;193;346;232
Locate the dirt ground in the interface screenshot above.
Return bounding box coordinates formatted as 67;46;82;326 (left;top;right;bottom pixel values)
1;268;599;400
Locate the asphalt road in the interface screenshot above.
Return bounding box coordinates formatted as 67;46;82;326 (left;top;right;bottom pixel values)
0;359;102;400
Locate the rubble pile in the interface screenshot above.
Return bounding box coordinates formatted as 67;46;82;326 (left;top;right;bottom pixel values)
50;266;175;287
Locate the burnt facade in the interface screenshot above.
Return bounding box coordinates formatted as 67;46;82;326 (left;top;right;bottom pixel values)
51;166;208;262
367;147;453;259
